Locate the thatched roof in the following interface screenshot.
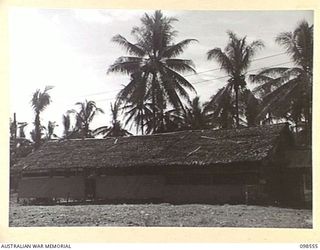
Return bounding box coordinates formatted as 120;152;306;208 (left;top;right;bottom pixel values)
10;138;33;169
14;123;290;172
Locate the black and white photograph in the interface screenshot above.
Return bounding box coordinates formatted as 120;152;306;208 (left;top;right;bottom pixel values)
8;8;313;228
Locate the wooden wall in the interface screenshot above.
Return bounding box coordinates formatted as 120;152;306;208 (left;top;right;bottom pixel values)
18;176;85;199
96;175;164;201
18;164;269;204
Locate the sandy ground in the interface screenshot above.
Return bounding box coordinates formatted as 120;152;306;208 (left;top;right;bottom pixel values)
9;198;312;228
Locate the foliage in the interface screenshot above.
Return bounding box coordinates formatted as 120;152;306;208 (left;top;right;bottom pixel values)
250;20;313;143
68;100;104;138
207;31;264;127
93;101;132;137
30;86;53;148
123;101;153;135
204;84;235;129
109;10;197;133
62;114;71;138
10;118;17;139
10;138;33;167
45;121;58;140
18;122;28;138
183;96;210;130
151;108;183;134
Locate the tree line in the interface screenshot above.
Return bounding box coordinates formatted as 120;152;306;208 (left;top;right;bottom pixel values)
10;10;313;149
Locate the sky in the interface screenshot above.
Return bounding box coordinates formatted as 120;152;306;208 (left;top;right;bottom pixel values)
9;8;313;138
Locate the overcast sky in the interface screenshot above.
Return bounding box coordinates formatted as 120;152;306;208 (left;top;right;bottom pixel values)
9;8;313;137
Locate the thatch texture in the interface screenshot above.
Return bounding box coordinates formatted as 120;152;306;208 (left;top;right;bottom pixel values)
14;123;289;172
10;138;33;171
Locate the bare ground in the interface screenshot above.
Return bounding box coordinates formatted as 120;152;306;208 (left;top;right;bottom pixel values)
9;198;312;228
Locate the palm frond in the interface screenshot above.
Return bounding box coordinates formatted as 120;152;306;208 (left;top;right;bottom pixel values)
111;34;145;57
107;57;144;75
163;58;196;73
163;66;196;93
249;74;274;84
256;78;301;120
204;81;233;111
92;126;111;136
162;39;198;58
207;48;233;74
252;67;291;77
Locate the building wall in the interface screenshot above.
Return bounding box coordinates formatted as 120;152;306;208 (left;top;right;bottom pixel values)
95;175;251;204
18;176;85;199
164;184;245;204
96;175;165;200
18;168;265;204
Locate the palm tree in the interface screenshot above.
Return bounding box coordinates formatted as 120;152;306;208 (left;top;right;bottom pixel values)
45;121;58;140
30;86;53;149
62;114;71;138
152;108;183;134
108;10;197;133
151;97;210;133
17;122;28;138
10;113;17;139
93;101;131;137
204;86;236;129
123;101;153;135
68;100;104;138
183;96;209;130
250;20;313;142
207;31;264;127
240;89;261;127
204;86;260;128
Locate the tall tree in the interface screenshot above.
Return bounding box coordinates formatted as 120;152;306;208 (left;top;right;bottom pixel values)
123;101;153;135
108;10;197;133
250;20;313;142
62;114;71;138
204;86;236;129
69;100;104;138
183;96;209;130
30;86;53;149
17;122;28;138
207;31;264;127
151;97;210;133
151;108;183;134
93;101;132;137
45;121;58;140
9;113;17;139
239;89;261;127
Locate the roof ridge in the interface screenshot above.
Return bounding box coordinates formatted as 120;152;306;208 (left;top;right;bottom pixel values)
48;123;289;142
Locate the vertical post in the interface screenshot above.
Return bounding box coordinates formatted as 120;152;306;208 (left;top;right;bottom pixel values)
13;113;17;139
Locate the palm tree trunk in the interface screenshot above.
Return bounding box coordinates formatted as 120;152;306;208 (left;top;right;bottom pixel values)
84;123;89;138
34;111;41;149
235;86;240;128
303;75;312;145
151;73;157;132
140;111;144;135
12;113;17;139
305;91;312;145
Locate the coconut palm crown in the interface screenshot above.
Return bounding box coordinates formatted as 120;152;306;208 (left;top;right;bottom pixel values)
30;86;54;149
250;20;313;142
108;10;197;133
93;101;132;138
207;31;264;127
68;100;104;138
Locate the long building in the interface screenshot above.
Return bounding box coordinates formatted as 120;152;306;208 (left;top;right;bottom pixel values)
13;123;312;206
